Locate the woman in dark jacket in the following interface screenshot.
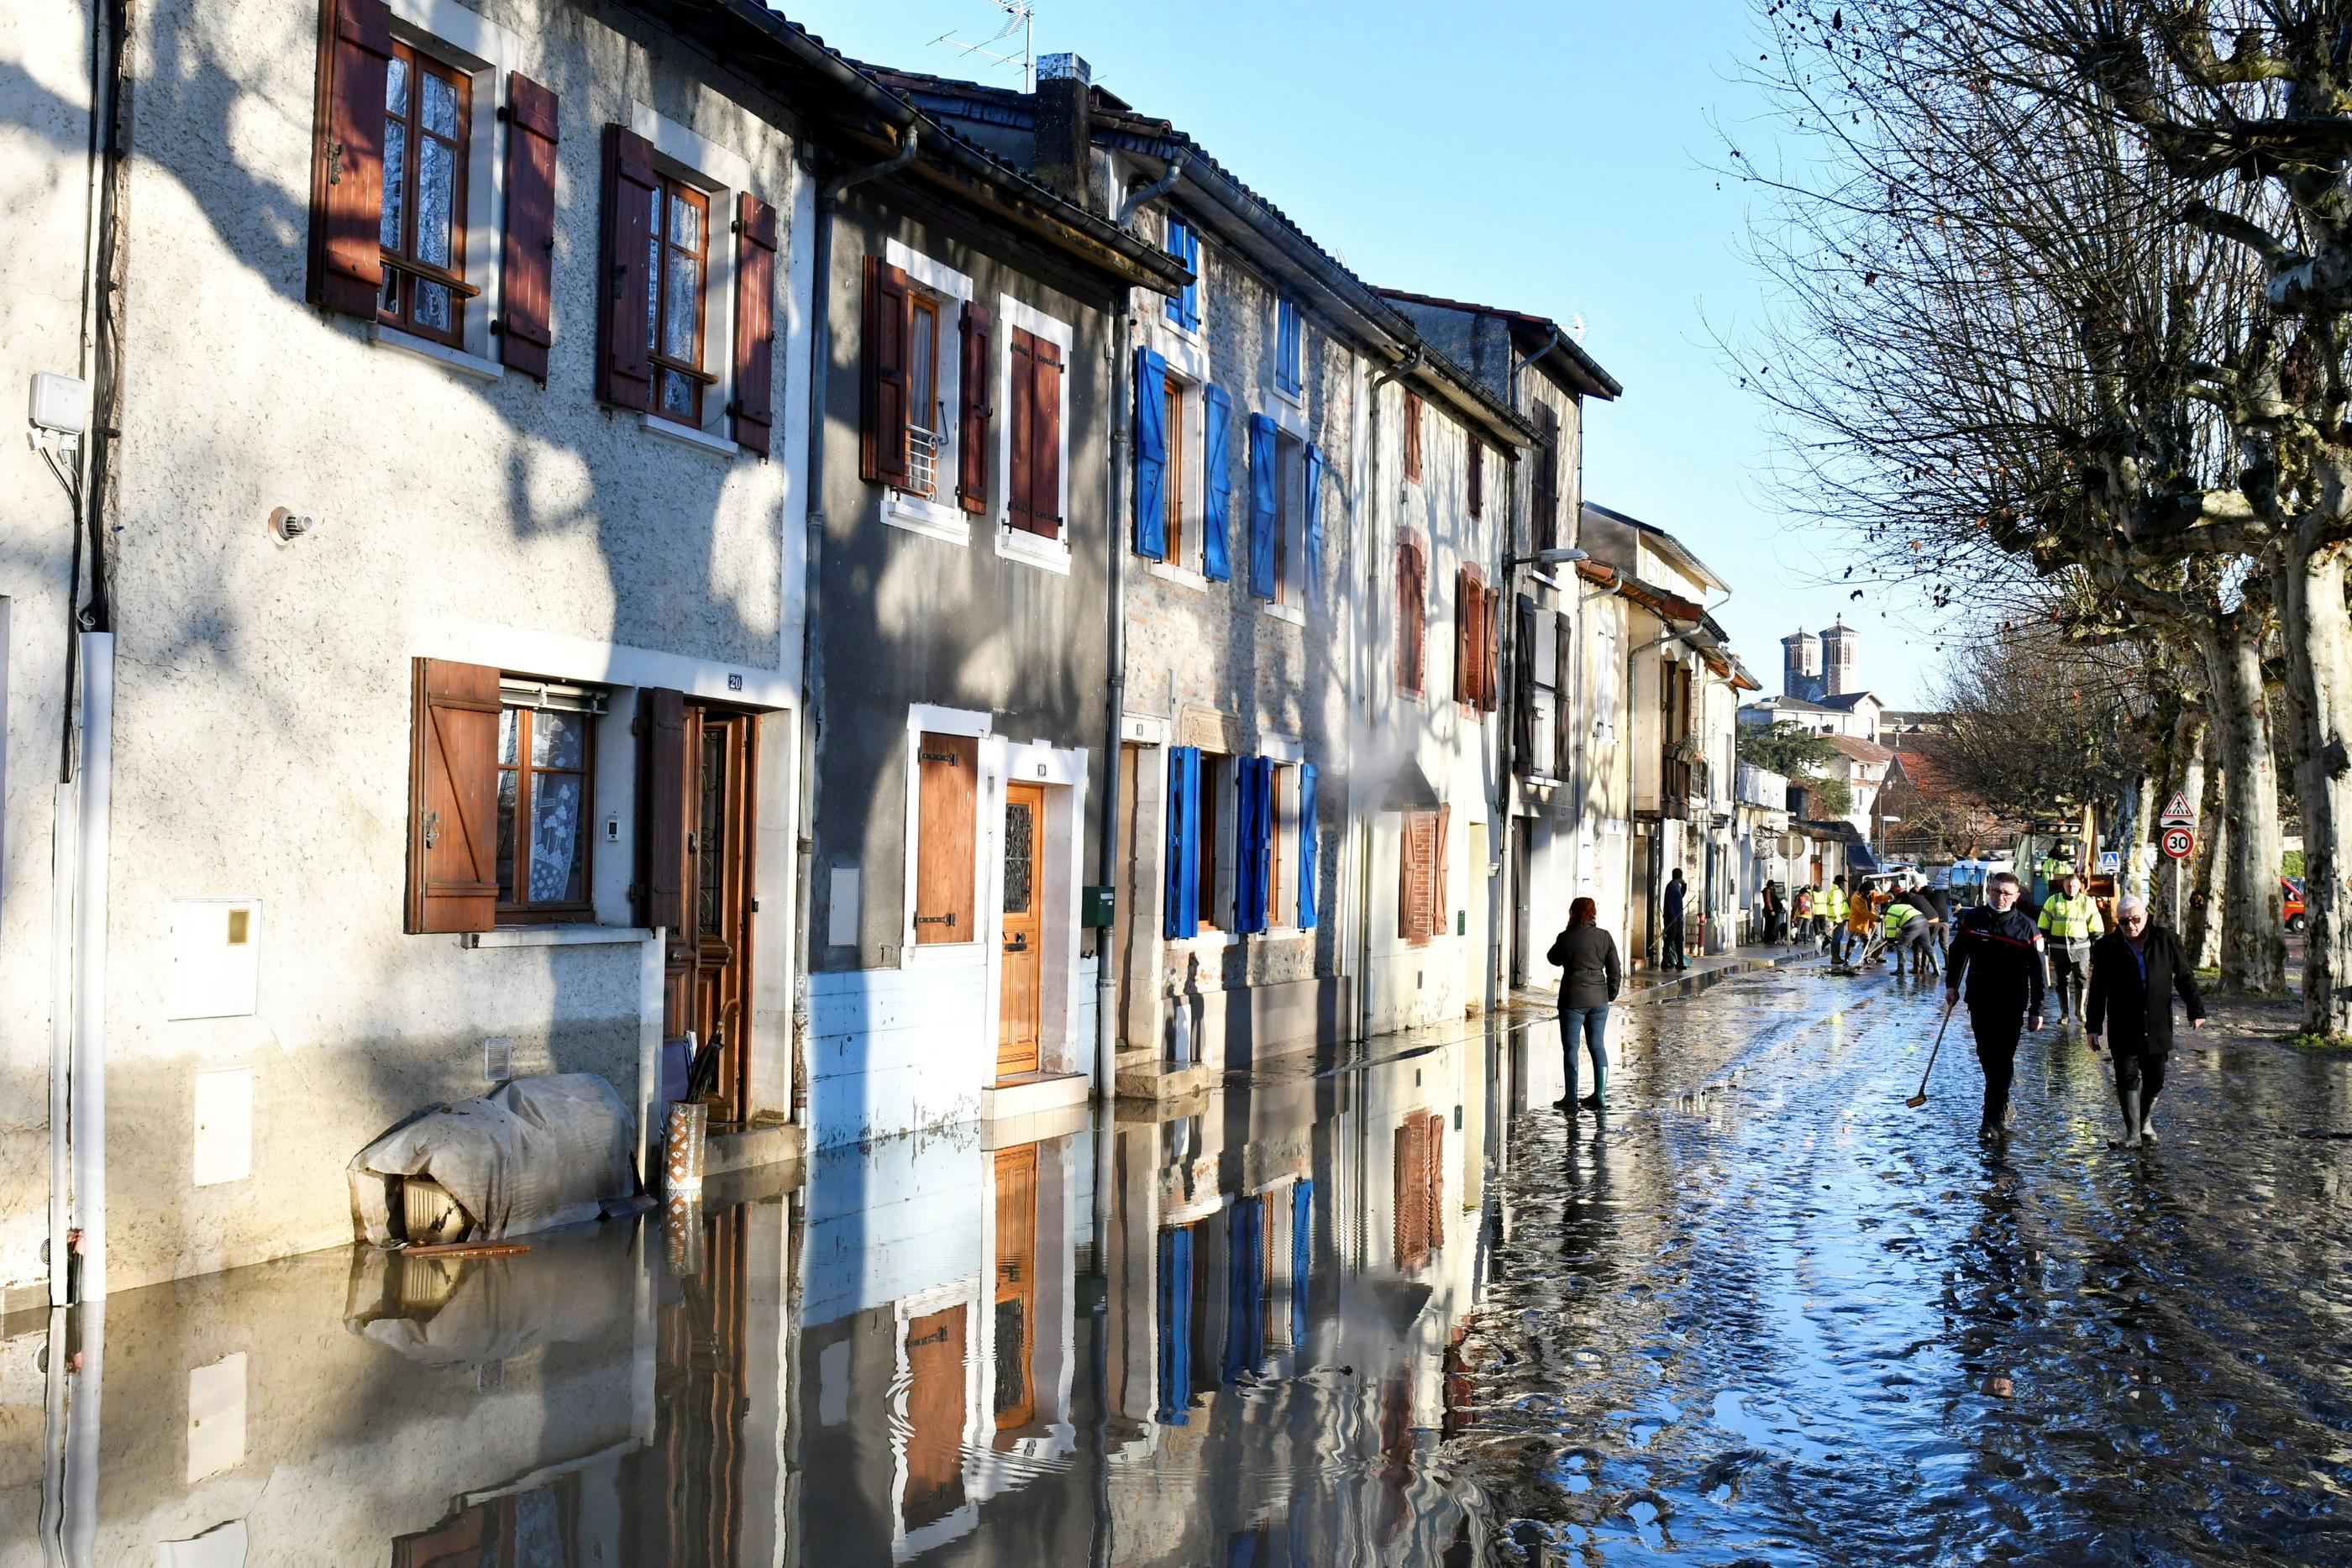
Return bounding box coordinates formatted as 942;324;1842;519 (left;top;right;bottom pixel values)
1546;897;1623;1113
2085;896;2207;1148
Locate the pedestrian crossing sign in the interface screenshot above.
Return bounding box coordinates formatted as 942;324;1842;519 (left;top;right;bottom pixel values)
2097;851;2120;873
2160;789;2196;826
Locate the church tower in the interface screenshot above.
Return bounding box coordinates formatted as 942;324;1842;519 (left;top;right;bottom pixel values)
1821;616;1860;697
1782;627;1824;703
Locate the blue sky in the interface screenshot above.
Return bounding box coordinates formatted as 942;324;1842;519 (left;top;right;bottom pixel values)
787;0;1938;707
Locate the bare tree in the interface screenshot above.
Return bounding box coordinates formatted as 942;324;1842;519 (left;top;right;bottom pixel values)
1726;0;2296;994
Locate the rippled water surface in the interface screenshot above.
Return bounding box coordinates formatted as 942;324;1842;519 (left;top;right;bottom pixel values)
5;967;2350;1565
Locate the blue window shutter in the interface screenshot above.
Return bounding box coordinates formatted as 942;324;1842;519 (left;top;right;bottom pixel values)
1157;1226;1193;1424
1290;1177;1313;1342
1135;346;1169;559
1167;218;1200;332
1297;762;1319;929
1302;443;1326;601
1247;413;1278;599
1235;757;1271;935
1202;385;1233;581
1164;746;1200;938
1275;300;1301;393
1222;1195;1265;1382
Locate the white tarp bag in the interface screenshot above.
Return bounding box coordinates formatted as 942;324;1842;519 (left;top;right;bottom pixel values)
349;1072;637;1246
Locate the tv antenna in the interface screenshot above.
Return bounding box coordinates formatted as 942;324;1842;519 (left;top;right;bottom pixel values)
929;1;1037;94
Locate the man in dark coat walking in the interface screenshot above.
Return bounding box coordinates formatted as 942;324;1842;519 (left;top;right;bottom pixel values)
1662;868;1689;971
2086;895;2207;1147
1945;870;2045;1139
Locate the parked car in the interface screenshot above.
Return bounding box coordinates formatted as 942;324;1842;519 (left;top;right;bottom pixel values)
2285;878;2307;933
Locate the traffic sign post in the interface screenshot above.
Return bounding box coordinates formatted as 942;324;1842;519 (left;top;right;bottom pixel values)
2162;824;2197;929
2160;789;2197;827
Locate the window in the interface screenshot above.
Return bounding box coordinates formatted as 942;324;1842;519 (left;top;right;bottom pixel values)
1467;440;1483;520
1164;375;1188;563
646;176;713;425
901;290;945;490
1398;806;1447;946
1554;614;1574;777
1006;325;1065;538
495;684;601;920
1197;754;1228;930
1397;533;1427;696
914;732;979;943
1403;392;1424;484
1273;435;1298;604
1166;214;1201;332
1266;763;1294;926
1274;298;1304;396
378;45;474;346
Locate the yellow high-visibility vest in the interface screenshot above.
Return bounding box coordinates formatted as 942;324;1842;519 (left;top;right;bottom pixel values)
1824;886;1848;920
2040;893;2104;942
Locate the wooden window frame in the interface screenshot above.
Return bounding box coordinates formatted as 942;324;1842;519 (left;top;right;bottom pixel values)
1165;214;1201;332
1467;440;1483;520
1403;392;1425;485
647;172;715;427
377;42;475;348
496;700;598;924
1164;375;1188;564
906;291;943;482
1267;763;1294;929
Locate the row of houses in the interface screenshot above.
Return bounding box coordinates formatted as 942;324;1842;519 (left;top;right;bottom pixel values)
2;0;1768;1299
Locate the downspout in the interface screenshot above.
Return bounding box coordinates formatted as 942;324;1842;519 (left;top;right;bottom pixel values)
1115;149;1188;228
791;125;918;1115
1096;306;1131;1099
71;635;112;1302
1357;351;1420;1046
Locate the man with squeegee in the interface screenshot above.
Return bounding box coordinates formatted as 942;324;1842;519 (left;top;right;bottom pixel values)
1940;869;2046;1140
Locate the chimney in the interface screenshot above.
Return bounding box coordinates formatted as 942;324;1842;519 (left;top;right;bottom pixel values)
1032;54;1097;214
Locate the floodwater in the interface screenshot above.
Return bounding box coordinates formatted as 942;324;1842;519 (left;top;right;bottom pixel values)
6;967;2352;1565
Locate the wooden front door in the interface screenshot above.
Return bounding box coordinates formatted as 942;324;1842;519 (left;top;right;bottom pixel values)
644;692;758;1123
991;1143;1038;1440
997;783;1045;1077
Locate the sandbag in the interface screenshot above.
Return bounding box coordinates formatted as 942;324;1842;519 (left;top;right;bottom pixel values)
349;1072;637;1246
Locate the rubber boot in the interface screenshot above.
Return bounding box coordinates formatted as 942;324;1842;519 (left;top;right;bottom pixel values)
2114;1088;2142;1149
1580;1059;1605;1111
2139;1093;2158;1143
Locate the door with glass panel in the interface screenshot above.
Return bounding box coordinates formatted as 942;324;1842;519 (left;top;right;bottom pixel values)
997;783;1045;1076
642;692;759;1124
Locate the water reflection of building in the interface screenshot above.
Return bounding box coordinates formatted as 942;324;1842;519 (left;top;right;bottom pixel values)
8;1029;1517;1565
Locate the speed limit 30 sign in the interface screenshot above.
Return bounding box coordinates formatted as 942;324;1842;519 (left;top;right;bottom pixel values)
2161;825;2197;861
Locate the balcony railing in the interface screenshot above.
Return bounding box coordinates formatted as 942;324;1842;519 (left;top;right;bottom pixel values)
906;422;946;497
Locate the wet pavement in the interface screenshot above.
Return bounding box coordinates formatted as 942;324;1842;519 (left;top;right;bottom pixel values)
6;968;2352;1565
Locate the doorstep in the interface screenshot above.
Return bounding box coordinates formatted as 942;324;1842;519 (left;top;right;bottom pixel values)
1112;1047;1217;1104
703;1119;805;1179
980;1069;1089;1123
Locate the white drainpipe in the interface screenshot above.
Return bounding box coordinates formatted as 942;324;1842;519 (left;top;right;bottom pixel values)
71;631;113;1300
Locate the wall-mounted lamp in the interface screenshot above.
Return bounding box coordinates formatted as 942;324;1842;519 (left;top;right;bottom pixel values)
1504;545;1588;572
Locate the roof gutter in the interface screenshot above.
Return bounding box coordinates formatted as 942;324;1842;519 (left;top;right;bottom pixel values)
1116;147;1189;228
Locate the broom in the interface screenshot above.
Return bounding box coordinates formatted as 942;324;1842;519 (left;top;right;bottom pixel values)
1906;998;1958;1109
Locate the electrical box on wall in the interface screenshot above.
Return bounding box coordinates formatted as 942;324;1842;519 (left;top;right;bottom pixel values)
167;899;262;1020
1081;884;1115;928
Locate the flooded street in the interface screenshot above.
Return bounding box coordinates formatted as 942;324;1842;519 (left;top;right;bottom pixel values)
8;965;2352;1565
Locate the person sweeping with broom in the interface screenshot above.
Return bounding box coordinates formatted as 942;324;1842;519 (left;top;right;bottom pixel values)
1944;870;2045;1140
2084;896;2205;1148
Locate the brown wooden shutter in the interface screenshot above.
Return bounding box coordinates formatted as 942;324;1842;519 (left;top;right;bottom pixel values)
406;658;501;933
596;124;659;412
1006;330;1037;532
1535;405;1560;551
1435;803;1452;936
1393;1118;1427;1270
957;301;993;512
860;256;912;484
1554;614;1574;777
497;72;558;379
1404;392;1424;483
637;688;689;931
1454;566;1476;705
1483;586;1503;712
1031;337;1063;538
1425;1112;1446;1234
915;732;978;942
308;0;395;318
1467;441;1483;519
1398;536;1425;695
732;191;779;454
1400;810;1439;944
